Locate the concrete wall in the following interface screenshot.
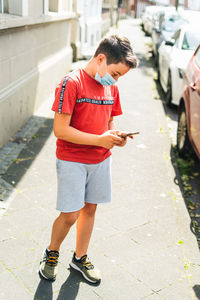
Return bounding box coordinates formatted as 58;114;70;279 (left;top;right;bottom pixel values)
0;15;74;147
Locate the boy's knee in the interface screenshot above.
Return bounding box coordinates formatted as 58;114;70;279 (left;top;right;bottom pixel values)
59;211;80;227
83;203;97;216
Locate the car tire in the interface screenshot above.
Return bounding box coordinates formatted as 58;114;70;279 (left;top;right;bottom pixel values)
177;105;191;157
154;51;159;67
157;67;160;82
157;58;160;81
166;71;172;107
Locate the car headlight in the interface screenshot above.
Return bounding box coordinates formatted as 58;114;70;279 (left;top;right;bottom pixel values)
178;68;185;79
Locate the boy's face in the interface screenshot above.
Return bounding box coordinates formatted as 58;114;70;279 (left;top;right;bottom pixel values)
107;63;130;81
96;55;130;81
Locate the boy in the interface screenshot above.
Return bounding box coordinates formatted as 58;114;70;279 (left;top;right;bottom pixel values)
39;35;138;283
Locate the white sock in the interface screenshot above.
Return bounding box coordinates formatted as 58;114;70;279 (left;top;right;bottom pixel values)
75;255;81;260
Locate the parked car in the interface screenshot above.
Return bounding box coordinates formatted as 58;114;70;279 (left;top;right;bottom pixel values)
179;10;200;24
177;45;200;159
158;24;200;106
152;12;187;65
142;5;170;36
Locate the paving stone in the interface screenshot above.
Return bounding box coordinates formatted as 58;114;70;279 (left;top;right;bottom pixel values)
4;190;37;212
4;206;57;239
0;234;39;269
92;232;188;292
0;216;21;242
0;270;32;300
0;178;14;202
141;292;164;299
123;216;181;251
158;278;195;300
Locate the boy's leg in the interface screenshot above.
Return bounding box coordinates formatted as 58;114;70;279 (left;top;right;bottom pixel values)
49;210;80;251
39;210;80;281
70;202;101;283
70;158;111;283
75;203;97;257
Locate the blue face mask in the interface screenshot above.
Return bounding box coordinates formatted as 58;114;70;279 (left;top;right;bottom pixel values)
95;71;116;86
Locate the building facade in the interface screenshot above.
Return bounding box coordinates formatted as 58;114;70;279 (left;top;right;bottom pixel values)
0;0;77;148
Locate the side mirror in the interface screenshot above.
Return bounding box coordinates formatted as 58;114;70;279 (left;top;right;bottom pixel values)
165;38;175;46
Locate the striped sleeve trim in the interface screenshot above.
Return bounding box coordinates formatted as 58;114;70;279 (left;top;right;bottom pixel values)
58;76;70;113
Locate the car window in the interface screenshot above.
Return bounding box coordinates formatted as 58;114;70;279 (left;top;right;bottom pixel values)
162;16;186;32
195;47;200;68
182;31;200;50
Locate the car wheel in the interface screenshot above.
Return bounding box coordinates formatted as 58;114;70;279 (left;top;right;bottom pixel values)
157;68;160;82
154;52;159;67
166;71;172;106
177;105;190;157
157;59;160;81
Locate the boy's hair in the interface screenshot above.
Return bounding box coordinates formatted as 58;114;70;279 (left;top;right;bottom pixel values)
94;35;138;69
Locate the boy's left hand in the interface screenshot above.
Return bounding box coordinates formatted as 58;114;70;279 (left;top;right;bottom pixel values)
114;131;134;147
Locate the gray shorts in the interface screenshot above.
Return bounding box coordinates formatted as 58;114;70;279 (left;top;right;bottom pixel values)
56;156;112;213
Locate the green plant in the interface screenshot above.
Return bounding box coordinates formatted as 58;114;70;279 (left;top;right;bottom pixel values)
176;155;195;196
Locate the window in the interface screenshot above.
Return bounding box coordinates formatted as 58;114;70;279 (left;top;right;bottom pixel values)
162;16;187;33
182;31;200;51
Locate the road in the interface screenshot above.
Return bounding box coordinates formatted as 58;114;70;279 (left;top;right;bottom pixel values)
0;18;200;300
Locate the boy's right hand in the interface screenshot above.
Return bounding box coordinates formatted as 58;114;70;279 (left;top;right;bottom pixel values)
97;130;123;149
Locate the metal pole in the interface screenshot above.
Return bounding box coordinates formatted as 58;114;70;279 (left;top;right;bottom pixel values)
1;0;4;14
175;0;179;10
110;0;114;27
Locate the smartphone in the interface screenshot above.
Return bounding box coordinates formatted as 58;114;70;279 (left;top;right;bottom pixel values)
121;132;140;138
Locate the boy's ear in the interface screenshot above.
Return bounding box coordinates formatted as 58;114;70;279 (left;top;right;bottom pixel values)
96;53;106;65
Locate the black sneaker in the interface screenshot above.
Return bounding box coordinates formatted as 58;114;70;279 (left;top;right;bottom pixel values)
39;249;59;281
70;253;101;283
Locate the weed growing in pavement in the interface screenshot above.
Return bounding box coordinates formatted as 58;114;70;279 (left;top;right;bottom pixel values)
12;157;33;164
159;127;169;134
145;40;153;48
178;240;184;245
172;145;196;197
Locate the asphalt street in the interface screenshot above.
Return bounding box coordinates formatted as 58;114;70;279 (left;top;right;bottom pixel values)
0;18;200;300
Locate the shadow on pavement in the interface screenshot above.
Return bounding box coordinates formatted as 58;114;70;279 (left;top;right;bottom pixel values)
34;278;53;300
193;285;200;299
56;268;82;300
57;267;100;300
34;267;100;300
2;117;53;189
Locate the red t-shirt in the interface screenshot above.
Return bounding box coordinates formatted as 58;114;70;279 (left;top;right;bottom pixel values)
51;68;122;163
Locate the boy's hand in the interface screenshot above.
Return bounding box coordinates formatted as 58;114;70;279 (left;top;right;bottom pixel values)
117;131;134;139
115;131;134;147
98;130;124;149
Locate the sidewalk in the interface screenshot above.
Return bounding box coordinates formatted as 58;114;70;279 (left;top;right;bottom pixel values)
1;19;200;300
